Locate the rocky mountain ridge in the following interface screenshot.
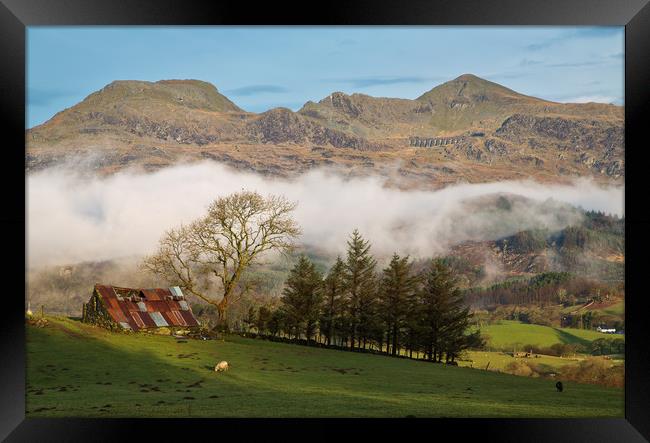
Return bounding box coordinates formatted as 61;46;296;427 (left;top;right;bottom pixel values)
27;75;624;187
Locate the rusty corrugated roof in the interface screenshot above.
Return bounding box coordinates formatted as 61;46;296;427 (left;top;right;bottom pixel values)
179;310;199;327
92;284;200;331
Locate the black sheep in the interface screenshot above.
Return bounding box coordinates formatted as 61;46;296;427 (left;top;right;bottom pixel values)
556;381;564;392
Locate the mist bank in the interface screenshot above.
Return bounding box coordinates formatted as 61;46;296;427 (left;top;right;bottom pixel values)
27;161;624;268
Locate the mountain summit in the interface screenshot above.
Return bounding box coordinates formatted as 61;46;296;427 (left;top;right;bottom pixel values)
417;73;539;104
299;74;620;137
84;79;243;113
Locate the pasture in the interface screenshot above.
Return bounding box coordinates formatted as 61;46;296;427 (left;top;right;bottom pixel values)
460;351;582;372
26;317;623;418
479;320;621;350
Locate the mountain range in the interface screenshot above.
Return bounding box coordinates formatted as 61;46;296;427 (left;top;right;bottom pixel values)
26;74;624;187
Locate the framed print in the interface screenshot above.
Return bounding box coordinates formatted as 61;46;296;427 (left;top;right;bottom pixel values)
2;0;649;441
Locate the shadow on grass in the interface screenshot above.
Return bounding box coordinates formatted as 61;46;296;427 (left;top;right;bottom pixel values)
553;328;592;347
26;317;232;417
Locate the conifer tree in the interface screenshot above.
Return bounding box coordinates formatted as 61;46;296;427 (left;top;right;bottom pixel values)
343;230;377;350
243;306;257;332
268;309;285;337
320;256;346;346
418;259;478;362
280;255;323;342
419;260;457;361
379;253;418;355
255;306;272;335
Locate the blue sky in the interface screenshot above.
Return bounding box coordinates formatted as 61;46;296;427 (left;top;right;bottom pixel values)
27;26;624;128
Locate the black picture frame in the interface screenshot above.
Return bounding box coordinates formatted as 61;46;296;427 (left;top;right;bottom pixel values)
2;1;649;441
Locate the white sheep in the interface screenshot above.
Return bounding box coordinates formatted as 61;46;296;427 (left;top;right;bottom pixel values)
215;361;230;372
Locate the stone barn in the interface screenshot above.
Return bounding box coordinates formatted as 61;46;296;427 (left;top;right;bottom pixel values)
82;284;200;334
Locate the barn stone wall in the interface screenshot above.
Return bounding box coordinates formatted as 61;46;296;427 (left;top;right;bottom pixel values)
82;289;122;331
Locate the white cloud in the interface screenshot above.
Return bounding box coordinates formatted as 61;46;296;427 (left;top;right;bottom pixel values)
27;161;624;268
558;95;620;104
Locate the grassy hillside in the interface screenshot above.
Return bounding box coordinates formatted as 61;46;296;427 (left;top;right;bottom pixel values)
595;301;625;316
461;351;589;371
480;320;619;350
26;317;622;417
562;300;625;316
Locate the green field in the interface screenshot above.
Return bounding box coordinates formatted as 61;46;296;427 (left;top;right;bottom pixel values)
25;317;623;418
460;351;583;372
479;320;621;350
596;301;625;316
561;300;625;317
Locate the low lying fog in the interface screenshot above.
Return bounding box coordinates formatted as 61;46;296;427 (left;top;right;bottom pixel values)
27;161;624;268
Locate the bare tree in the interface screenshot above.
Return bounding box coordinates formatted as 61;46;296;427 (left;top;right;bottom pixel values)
143;191;300;324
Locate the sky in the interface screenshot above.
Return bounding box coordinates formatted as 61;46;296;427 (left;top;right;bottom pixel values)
26;26;624;128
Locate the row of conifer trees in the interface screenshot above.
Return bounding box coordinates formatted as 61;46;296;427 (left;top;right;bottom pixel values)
246;230;483;363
